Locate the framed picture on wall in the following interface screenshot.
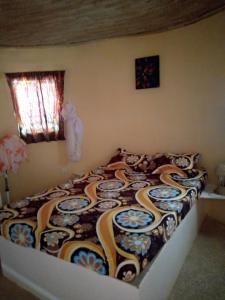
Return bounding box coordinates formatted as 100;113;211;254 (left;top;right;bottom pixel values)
135;55;160;89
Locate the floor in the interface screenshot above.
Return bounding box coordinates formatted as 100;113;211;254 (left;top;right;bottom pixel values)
0;274;38;300
169;217;225;300
0;217;224;300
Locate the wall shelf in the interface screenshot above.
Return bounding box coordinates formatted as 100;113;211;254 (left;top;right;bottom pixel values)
200;184;225;200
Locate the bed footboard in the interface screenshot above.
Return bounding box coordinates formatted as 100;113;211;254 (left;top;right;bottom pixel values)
0;199;205;300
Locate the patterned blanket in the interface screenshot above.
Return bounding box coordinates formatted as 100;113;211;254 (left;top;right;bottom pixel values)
0;152;207;283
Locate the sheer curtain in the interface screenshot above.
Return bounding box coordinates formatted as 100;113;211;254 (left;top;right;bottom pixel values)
6;71;65;143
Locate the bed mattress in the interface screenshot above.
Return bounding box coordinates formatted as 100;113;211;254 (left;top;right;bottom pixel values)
0;152;206;283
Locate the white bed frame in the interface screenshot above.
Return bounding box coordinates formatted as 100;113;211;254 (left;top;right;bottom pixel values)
0;199;206;300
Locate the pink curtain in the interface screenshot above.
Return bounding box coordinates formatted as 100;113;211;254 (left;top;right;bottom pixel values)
6;71;65;143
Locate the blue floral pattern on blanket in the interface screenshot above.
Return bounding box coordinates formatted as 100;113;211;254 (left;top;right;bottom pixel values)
72;250;107;275
149;187;181;200
58;198;90;211
119;233;151;255
9;224;34;247
115;209;154;229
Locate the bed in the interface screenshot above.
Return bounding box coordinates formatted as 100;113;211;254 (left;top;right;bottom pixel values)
0;149;207;300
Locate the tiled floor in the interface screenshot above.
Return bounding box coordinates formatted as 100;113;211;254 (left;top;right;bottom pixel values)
169;217;225;300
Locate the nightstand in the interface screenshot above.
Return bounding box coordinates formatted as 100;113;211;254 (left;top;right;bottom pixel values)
200;184;225;200
200;184;225;225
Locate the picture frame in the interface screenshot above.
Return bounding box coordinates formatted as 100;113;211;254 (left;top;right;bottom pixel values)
135;55;160;89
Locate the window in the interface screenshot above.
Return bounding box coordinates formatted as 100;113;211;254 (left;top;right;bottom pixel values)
5;71;65;144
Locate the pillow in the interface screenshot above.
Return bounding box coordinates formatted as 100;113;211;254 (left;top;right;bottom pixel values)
171;168;207;192
108;148;145;166
107;148;168;172
108;148;200;172
166;153;200;170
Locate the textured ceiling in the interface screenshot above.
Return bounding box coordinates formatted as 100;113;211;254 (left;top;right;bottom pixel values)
0;0;225;47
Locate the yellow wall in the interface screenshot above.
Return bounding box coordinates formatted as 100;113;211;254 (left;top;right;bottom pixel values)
0;11;225;201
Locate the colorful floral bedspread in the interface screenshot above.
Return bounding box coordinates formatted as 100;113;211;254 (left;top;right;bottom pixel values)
0;155;207;283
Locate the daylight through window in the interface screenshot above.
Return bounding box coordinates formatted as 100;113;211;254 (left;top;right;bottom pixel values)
5;71;65;143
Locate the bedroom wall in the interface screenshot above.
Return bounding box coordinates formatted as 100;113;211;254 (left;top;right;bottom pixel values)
0;11;224;201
